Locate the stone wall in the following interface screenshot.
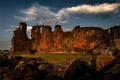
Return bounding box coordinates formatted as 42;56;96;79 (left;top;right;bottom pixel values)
11;23;119;54
110;25;120;39
72;26;96;52
30;25;106;53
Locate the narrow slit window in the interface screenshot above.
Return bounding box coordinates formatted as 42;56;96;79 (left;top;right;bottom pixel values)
86;30;89;35
40;27;42;33
18;41;22;46
46;35;48;38
78;31;80;35
55;34;57;37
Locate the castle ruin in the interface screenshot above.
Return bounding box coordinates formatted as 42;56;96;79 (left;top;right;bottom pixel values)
10;23;120;54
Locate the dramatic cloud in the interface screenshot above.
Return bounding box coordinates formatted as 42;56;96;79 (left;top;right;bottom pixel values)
60;3;120;14
15;3;120;25
14;3;59;25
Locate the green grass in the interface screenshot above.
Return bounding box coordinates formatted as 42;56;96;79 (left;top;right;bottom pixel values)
19;39;120;64
20;53;90;64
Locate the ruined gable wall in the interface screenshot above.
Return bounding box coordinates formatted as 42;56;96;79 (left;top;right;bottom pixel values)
72;26;97;52
31;25;53;53
31;25;64;53
40;26;52;51
52;25;63;52
31;25;41;52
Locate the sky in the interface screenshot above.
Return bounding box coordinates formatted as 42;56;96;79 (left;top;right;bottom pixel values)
0;0;120;50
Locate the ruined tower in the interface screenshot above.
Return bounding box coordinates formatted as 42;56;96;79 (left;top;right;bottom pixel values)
11;23;31;54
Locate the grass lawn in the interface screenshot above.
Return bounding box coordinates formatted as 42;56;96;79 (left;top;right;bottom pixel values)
20;53;90;64
18;39;120;64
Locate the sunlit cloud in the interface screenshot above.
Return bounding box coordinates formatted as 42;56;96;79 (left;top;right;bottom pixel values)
61;3;120;14
15;3;120;25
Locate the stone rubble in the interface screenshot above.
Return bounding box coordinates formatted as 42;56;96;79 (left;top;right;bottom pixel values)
0;49;120;80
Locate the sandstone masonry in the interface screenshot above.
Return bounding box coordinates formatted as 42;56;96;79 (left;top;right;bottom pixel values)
10;23;120;54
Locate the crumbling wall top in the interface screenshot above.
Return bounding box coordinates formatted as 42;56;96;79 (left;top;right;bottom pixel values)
55;25;63;32
19;23;27;31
